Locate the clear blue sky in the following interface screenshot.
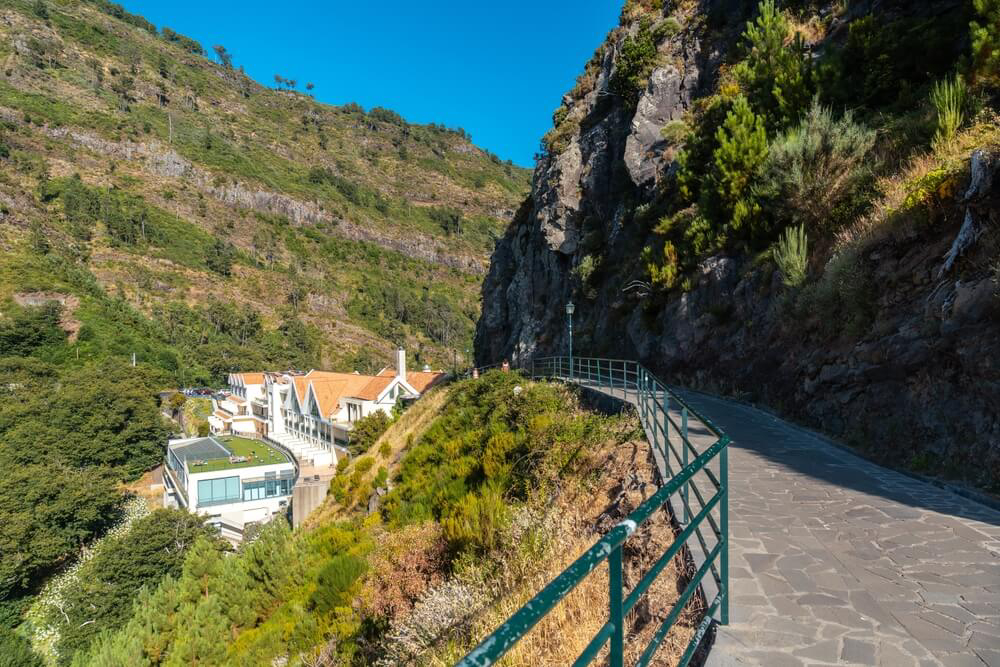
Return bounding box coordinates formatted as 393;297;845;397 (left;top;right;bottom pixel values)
120;1;622;166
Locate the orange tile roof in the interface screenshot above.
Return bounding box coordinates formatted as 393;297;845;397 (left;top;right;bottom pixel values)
405;371;445;393
235;372;266;385
378;368;445;393
213;410;231;420
292;376;311;403
354;376;393;401
226;394;246;405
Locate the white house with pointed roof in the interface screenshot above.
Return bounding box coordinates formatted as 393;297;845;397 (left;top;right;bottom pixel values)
209;350;444;468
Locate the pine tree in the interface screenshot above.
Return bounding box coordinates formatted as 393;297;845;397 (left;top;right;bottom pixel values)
971;0;1000;82
734;0;811;132
704;95;769;238
166;597;228;666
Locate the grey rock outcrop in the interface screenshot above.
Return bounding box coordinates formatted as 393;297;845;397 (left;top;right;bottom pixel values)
476;2;1000;486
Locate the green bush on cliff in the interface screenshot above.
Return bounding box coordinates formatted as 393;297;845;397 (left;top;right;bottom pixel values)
610;19;659;110
734;0;812;132
756;100;876;233
702;95;769;239
972;0;1000;82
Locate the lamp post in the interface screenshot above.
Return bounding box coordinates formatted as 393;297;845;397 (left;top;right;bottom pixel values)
566;301;575;379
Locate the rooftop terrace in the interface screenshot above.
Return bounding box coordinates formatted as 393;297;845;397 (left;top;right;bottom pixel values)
171;436;291;474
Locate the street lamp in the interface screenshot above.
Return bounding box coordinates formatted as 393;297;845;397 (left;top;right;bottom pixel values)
566;301;575;379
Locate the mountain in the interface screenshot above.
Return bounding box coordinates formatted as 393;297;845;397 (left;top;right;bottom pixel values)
0;0;531;381
476;0;1000;490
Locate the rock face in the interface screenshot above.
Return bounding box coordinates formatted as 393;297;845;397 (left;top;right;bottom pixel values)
476;2;1000;486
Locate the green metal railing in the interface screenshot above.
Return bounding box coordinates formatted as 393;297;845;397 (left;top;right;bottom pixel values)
457;357;729;667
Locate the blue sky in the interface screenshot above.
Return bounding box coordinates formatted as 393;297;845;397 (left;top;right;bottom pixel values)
120;1;623;166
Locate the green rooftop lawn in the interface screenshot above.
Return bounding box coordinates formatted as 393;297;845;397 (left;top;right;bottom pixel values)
188;436;289;473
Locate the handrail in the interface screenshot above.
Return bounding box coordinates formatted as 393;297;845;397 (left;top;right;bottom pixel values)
457;356;729;667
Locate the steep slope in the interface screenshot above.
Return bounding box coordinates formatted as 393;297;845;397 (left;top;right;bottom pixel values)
476;0;1000;489
0;0;530;378
72;373;695;666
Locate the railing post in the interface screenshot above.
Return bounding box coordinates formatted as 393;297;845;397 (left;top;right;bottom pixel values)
721;441;730;625
662;388;671;474
609;544;625;667
682;407;690;525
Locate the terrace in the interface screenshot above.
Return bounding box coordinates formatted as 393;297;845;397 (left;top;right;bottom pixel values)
185;436;290;474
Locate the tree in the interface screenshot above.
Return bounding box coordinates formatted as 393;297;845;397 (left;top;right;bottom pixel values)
0;465;119;600
0;627;43;667
733;0;811;132
206;239;236;276
349;411;391;455
703;95;769;238
610;18;658;110
212;44;233;69
56;510;216;660
0;302;66;357
971;0;1000;83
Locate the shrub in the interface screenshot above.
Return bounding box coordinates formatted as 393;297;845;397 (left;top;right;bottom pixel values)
660;119;689;144
654;17;682;42
0;627;43;667
774;225;808;287
644;241;679;289
703;95;769;238
971;0;1000;83
349;411;391;455
441;485;509;554
930;75;966;147
610;19;659;109
757;100;876;233
733;0;811;132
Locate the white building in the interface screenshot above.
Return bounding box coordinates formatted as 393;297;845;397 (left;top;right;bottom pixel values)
207;349;445;468
163;435;296;540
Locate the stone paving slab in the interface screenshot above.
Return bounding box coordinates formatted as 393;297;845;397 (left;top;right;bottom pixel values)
669;390;1000;667
574;378;1000;666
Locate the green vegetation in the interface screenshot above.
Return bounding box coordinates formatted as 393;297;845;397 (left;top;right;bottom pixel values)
972;0;1000;82
639;0;991;303
348;411;392;456
74;372;623;665
52;509;216;662
774;224;808;287
757;101;876;233
931;75;967;147
610;18;659;110
0;357;170;618
732;0;810;131
187;436;289;473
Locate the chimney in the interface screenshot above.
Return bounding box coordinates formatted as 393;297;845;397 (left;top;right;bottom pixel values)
396;347;406;381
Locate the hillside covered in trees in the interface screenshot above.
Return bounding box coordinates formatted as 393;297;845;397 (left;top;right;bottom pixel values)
0;0;529;662
0;0;530;384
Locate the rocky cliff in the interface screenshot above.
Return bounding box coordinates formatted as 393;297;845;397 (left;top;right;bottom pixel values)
476;0;1000;488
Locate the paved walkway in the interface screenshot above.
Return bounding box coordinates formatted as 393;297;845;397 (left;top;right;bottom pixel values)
665;390;1000;667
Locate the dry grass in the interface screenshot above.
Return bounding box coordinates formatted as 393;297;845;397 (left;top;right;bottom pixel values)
401;413;703;667
121;467;164;511
301;384;451;528
836;114;1000;253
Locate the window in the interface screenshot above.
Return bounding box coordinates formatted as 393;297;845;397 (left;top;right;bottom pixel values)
242;477;292;500
197;476;241;507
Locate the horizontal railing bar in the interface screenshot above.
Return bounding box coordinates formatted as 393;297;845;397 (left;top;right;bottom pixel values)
677;589;728;667
624;487;725;613
457;434;728;666
571;620;616;667
676;591;724;667
636;541;723;667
